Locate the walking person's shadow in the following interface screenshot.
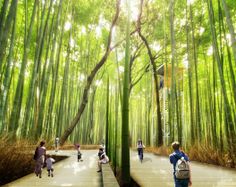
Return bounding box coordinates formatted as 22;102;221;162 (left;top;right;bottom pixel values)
142;157;152;163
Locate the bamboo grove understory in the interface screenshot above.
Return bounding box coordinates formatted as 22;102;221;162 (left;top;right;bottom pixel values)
0;0;236;184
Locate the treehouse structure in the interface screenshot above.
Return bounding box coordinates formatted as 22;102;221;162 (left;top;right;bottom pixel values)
157;64;184;145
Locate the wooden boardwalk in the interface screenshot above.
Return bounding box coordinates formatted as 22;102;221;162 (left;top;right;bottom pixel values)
3;150;236;187
3;150;102;187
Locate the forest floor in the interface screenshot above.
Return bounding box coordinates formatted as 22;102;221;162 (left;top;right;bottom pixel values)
2;149;236;187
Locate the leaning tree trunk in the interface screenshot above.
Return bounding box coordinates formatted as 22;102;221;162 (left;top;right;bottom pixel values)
137;0;163;147
60;0;121;145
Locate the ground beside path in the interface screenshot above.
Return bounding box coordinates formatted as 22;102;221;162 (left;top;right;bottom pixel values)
130;150;236;187
3;150;102;187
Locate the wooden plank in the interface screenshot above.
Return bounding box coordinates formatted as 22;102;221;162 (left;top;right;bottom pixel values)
102;164;119;187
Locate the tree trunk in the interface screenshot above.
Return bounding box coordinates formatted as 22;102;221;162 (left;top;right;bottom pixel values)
137;0;163;147
0;3;17;133
189;4;201;142
60;0;121;145
185;1;195;145
0;0;17;72
121;0;131;184
207;0;236;159
221;0;236;65
9;0;37;135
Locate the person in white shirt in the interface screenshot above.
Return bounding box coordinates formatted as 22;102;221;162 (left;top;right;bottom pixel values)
97;153;109;172
46;154;55;177
55;137;59;152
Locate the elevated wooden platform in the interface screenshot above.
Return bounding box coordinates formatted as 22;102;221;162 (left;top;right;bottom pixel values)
102;164;119;187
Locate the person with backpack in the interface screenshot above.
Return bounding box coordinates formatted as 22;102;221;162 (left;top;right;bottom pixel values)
169;141;192;187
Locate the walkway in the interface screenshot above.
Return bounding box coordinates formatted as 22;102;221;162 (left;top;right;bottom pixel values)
3;150;236;187
130;150;236;187
4;150;102;187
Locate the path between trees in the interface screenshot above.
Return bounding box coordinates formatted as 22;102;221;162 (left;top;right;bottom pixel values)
3;150;236;187
131;151;236;187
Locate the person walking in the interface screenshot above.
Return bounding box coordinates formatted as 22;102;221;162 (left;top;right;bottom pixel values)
55;137;59;152
169;141;192;187
75;143;82;161
46;154;55;177
137;139;145;162
34;140;46;178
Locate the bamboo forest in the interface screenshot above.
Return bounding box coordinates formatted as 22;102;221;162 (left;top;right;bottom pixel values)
0;0;236;186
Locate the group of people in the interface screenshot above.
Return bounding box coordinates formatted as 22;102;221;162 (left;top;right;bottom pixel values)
33;140;55;178
73;143;110;172
33;139;110;178
34;138;191;186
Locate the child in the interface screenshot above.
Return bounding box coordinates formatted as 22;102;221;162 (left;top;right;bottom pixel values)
75;144;82;161
46;154;55;177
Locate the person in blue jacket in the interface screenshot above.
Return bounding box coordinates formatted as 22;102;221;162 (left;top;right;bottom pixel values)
169;141;192;187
